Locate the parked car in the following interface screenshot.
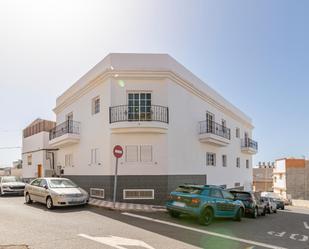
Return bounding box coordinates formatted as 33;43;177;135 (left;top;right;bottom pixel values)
261;197;277;213
166;185;245;226
24;178;89;209
0;176;25;196
230;190;266;218
273;198;285;210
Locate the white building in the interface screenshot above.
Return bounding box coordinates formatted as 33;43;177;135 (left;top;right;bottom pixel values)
22;119;57;181
48;53;257;204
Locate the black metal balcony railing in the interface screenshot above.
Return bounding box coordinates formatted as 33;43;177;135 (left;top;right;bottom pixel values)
49;120;80;140
199;120;231;140
109;105;169;124
242;138;258;150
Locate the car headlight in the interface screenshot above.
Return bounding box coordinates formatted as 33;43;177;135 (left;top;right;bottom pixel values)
2;186;9;189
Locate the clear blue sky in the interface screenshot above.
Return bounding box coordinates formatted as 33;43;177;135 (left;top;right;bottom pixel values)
1;0;308;166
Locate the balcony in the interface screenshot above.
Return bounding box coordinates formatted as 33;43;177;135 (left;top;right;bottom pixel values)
49;120;80;147
109;105;169;133
241;138;258;154
198;120;231;146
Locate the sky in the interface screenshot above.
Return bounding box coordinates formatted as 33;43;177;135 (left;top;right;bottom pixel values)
0;0;309;166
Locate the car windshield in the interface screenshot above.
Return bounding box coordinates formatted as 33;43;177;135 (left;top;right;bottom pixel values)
175;186;202;194
48;179;78;188
2;176;22;183
232;192;251;200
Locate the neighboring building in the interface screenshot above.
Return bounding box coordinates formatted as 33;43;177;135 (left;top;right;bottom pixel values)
253;162;274;192
22;119;57;181
274;158;309;200
46;53;257;204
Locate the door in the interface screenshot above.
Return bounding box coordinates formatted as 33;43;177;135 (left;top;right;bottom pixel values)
66;112;73;133
244;132;249;146
206;112;215;133
37;164;43;178
29;179;42;202
221;190;237;217
209;188;225;217
128;93;151;121
37;179;49;203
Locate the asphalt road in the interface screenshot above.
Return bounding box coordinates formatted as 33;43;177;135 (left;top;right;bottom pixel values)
0;196;308;249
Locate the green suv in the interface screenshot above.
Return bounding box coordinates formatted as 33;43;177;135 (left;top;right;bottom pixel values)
166;185;245;226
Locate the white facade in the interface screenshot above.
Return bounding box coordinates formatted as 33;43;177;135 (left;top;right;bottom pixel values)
49;53;257;203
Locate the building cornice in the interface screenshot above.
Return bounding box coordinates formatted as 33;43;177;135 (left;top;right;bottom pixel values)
54;70;254;128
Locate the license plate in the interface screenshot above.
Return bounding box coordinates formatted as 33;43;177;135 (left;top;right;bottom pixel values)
173;201;185;207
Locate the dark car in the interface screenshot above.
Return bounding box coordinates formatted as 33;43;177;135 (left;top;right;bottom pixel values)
166;185;245;226
273;198;285;210
230;190;266;218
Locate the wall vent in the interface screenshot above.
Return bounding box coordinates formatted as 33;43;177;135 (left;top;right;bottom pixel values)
123;189;154;200
90;188;105;199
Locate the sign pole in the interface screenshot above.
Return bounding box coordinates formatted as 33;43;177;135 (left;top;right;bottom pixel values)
113;156;119;208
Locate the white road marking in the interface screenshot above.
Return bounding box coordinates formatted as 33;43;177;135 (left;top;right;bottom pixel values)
304;221;309;229
122;212;287;249
267;231;286;237
290;234;308;242
78;234;155;249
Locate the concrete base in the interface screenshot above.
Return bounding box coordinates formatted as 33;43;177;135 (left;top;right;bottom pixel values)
64;174;207;205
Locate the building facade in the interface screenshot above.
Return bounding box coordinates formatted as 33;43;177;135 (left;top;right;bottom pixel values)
22;119;57;181
47;53;257;204
253;162;274;192
274;158;309;200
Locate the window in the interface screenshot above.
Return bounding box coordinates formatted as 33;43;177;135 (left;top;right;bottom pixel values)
201;189;210;196
65;154;73;167
206;153;216;166
222;190;234;199
279;174;283;180
27;155;32;166
31;179;41;186
274;176;277;183
222;119;226;128
246;159;250;169
39;179;47;188
66;112;73;121
140;145;152;162
210;189;222;198
123;189;154;200
91;148;100;165
236;157;240;168
128;93;151;121
125;145;138;162
236;128;240;138
206;112;215;133
222;155;227;167
234;182;241;187
92;96;100;115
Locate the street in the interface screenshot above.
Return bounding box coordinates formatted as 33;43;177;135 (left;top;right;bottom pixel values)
0;197;309;249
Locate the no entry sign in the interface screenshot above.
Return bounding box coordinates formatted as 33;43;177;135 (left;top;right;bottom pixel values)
113;145;123;158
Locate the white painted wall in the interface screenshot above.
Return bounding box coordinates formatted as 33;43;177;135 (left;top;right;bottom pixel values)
273;159;287;198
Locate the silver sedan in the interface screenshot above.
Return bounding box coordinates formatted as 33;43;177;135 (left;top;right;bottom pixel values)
24;178;89;209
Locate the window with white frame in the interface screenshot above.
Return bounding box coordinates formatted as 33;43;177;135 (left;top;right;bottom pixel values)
246;159;249;169
65;154;73;167
236;157;240;168
125;145;138;162
222;155;227;167
236;128;240;138
92;96;100;115
91;148;100;165
27;155;32;166
206;153;216;166
140;145;153;162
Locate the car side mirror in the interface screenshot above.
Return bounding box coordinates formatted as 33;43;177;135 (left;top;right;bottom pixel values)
43;184;48;189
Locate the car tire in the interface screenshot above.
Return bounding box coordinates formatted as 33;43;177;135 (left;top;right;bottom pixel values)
168;210;180;218
199;207;214;226
46;196;54;210
274;209;277;213
234;208;243;222
281;206;285;210
252;207;258;219
267;207;271;214
25;193;32;204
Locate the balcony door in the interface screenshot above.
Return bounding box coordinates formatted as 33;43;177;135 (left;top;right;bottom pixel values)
206;112;214;133
128;93;151;121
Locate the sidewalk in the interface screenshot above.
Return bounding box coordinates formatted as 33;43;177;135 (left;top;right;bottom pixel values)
89;198;166;212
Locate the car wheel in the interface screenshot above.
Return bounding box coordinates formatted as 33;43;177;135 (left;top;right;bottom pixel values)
199;207;214;226
274;209;277;213
168;210;180;218
234;208;243;222
267;207;271;214
281;206;285;210
25;193;32;204
46;196;54;210
252;207;258;219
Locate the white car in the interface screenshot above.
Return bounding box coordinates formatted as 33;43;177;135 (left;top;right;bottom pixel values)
24;177;89;209
0;176;26;196
261;197;277;213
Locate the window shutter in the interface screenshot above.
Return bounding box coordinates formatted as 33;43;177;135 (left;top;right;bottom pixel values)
125;145;138;162
140;145;152;162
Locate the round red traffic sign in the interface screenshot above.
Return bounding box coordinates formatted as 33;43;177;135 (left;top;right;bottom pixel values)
113;145;123;158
